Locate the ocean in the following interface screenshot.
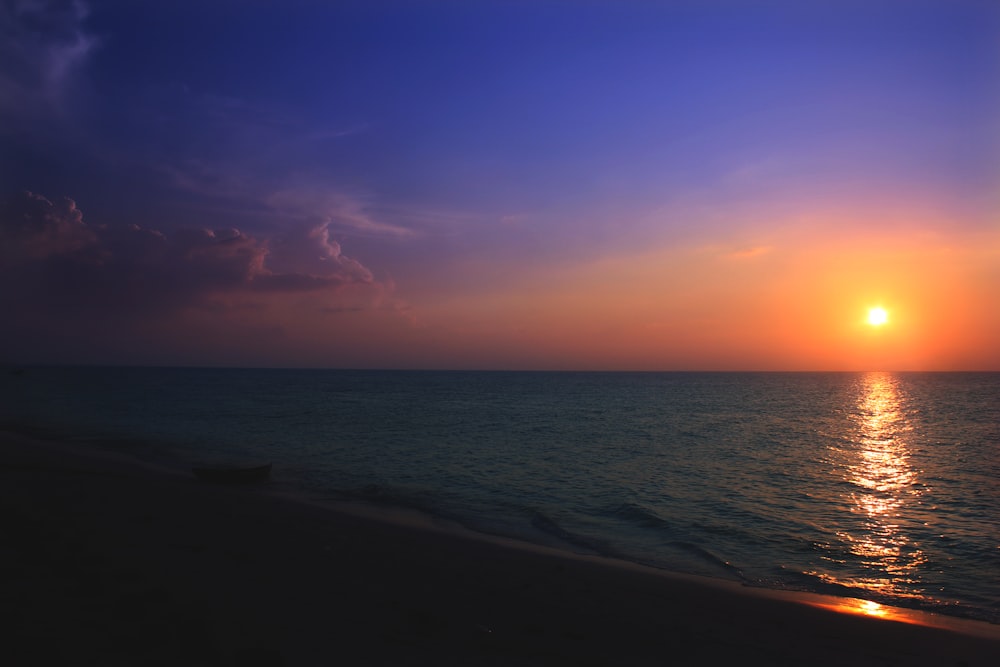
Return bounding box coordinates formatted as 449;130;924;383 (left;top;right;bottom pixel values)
3;367;998;625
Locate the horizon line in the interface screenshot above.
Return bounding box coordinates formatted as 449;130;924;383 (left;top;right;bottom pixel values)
6;363;999;374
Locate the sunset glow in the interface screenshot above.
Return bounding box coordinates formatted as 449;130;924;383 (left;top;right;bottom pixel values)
1;1;998;370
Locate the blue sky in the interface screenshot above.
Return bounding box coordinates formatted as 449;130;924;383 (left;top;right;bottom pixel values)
2;1;998;368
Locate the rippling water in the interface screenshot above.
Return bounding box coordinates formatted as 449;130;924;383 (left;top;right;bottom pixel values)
3;368;998;624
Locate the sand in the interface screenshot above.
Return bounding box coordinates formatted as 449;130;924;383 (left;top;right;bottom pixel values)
2;430;999;666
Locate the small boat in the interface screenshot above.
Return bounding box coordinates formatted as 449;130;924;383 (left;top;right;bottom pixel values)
192;462;272;484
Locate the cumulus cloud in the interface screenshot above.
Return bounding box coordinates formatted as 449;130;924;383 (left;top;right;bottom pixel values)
264;221;373;282
0;190;378;316
0;0;96;119
0;189;95;258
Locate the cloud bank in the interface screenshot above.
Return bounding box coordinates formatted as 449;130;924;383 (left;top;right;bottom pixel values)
1;190;378;317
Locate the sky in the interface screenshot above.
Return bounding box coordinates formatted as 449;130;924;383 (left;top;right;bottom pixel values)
1;0;998;371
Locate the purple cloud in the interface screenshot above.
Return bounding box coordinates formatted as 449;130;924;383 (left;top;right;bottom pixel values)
1;190;378;316
0;190;94;258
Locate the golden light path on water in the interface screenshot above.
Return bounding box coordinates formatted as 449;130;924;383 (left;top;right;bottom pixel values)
808;372;931;615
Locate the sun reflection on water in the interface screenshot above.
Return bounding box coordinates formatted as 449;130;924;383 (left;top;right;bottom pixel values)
809;372;930;605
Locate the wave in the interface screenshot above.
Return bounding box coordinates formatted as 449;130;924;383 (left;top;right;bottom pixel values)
667;540;748;582
529;510;622;558
611;501;673;531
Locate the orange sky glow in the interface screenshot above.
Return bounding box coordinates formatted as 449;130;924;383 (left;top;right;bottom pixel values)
3;1;997;371
293;213;999;371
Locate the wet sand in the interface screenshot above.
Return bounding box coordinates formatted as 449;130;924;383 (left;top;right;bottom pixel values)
2;430;999;666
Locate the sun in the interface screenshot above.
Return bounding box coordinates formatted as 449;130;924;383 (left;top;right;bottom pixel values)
867;307;889;327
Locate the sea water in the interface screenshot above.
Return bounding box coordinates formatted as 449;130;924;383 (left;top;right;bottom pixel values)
2;368;998;624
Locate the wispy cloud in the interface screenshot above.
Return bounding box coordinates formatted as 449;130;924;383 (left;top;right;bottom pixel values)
725;245;772;260
267;188;417;239
0;0;96;120
305;123;370;142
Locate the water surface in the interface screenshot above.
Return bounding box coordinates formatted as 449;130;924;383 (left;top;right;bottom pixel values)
3;368;998;624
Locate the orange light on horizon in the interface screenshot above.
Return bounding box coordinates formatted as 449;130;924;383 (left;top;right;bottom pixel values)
363;219;999;371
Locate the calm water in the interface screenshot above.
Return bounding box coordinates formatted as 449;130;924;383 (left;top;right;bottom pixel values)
2;368;998;624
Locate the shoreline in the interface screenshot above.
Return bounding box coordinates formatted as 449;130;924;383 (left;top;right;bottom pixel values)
3;430;999;665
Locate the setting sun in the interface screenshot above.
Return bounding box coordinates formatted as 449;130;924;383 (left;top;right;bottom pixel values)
867;307;889;327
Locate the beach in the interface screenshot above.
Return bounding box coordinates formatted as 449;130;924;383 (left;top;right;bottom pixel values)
3;430;999;666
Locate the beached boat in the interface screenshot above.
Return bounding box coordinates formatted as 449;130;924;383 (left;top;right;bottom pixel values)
191;462;272;484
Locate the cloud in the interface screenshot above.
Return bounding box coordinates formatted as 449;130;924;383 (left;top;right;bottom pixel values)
267;188;417;239
0;189;95;259
0;190;379;317
725;245;772;259
264;221;373;281
305;123;370;142
0;0;96;120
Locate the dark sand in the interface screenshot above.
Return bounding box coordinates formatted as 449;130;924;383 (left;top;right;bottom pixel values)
3;431;999;666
